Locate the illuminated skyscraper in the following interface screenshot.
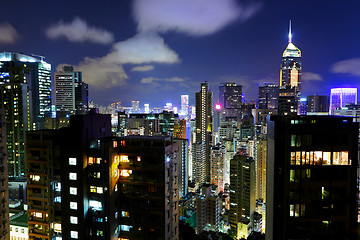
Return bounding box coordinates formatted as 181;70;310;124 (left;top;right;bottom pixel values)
258;83;279;109
131;100;140;113
329;88;357;115
278;21;302;115
0;52;51;176
193;82;213;185
54;65;88;114
219;83;242;121
180;95;189;116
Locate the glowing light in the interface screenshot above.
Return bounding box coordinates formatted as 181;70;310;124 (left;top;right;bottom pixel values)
215;104;221;110
166;156;171;163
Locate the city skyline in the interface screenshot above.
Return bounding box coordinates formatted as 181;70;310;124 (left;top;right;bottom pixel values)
1;1;360;107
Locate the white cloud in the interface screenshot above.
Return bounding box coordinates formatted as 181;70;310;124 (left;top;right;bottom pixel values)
0;22;19;44
106;33;179;64
133;0;262;36
332;58;360;76
75;57;128;88
46;17;114;44
130;65;155;72
140;76;185;84
65;34;180;89
302;72;323;81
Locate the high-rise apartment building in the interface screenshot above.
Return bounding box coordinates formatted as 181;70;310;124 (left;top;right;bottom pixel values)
258;83;279;109
0;109;9;240
180;95;189;116
193;82;213;185
26;112;180;240
278;22;302;116
210;144;226;192
54;65;88;114
0;52;51;177
266;115;358;240
196;184;221;234
219;83;242;121
306;95;329;113
329;88;357;115
229;150;256;239
26;111;112;240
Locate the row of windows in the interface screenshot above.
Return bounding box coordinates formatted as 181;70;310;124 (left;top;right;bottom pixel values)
290;151;350;165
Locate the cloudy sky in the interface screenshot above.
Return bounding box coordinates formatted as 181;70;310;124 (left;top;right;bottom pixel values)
1;0;360;107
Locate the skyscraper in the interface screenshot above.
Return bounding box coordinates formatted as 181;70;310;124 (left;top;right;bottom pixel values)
180;95;189;116
55;65;88;114
266;115;358;240
329;88;357;115
0;52;51;176
0;109;9;240
229;149;255;239
219;83;242;121
278;21;302;115
307;95;329;113
193;82;213;185
258;83;279;109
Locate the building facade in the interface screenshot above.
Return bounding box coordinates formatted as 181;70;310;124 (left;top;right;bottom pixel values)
258;83;279;110
329;88;357;115
306;95;329;113
0;52;51;177
278;23;302;116
266;115;358;240
54;65;88;114
193;82;213;185
0;109;9;240
219;83;242;121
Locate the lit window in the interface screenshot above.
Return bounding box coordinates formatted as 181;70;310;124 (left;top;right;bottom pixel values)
333;152;340;164
120;170;132;177
341;151;349;165
54;196;61;203
323;152;331;165
70;231;78;239
89;200;102;210
30;175;41;181
88;157;94;164
113;141;117;148
97;230;103;236
70;216;78;224
97;187;103;194
114;170;118;178
114;156;119;164
115;184;118;192
122;211;129;217
33;212;43;218
54;223;61;232
70;187;77;195
314;151;322;165
137;156;141;162
70;202;78;210
295;151;301;165
90;186;96;193
69;158;76;165
290;152;295;165
120;225;132;231
69;173;77;180
120;155;129;162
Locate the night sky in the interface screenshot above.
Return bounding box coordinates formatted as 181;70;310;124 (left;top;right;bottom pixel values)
1;0;360;108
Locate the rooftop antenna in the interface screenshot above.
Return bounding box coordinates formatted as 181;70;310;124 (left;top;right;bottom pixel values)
288;20;292;43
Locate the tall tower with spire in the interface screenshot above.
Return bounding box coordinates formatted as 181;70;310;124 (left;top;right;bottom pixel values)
278;21;302;115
